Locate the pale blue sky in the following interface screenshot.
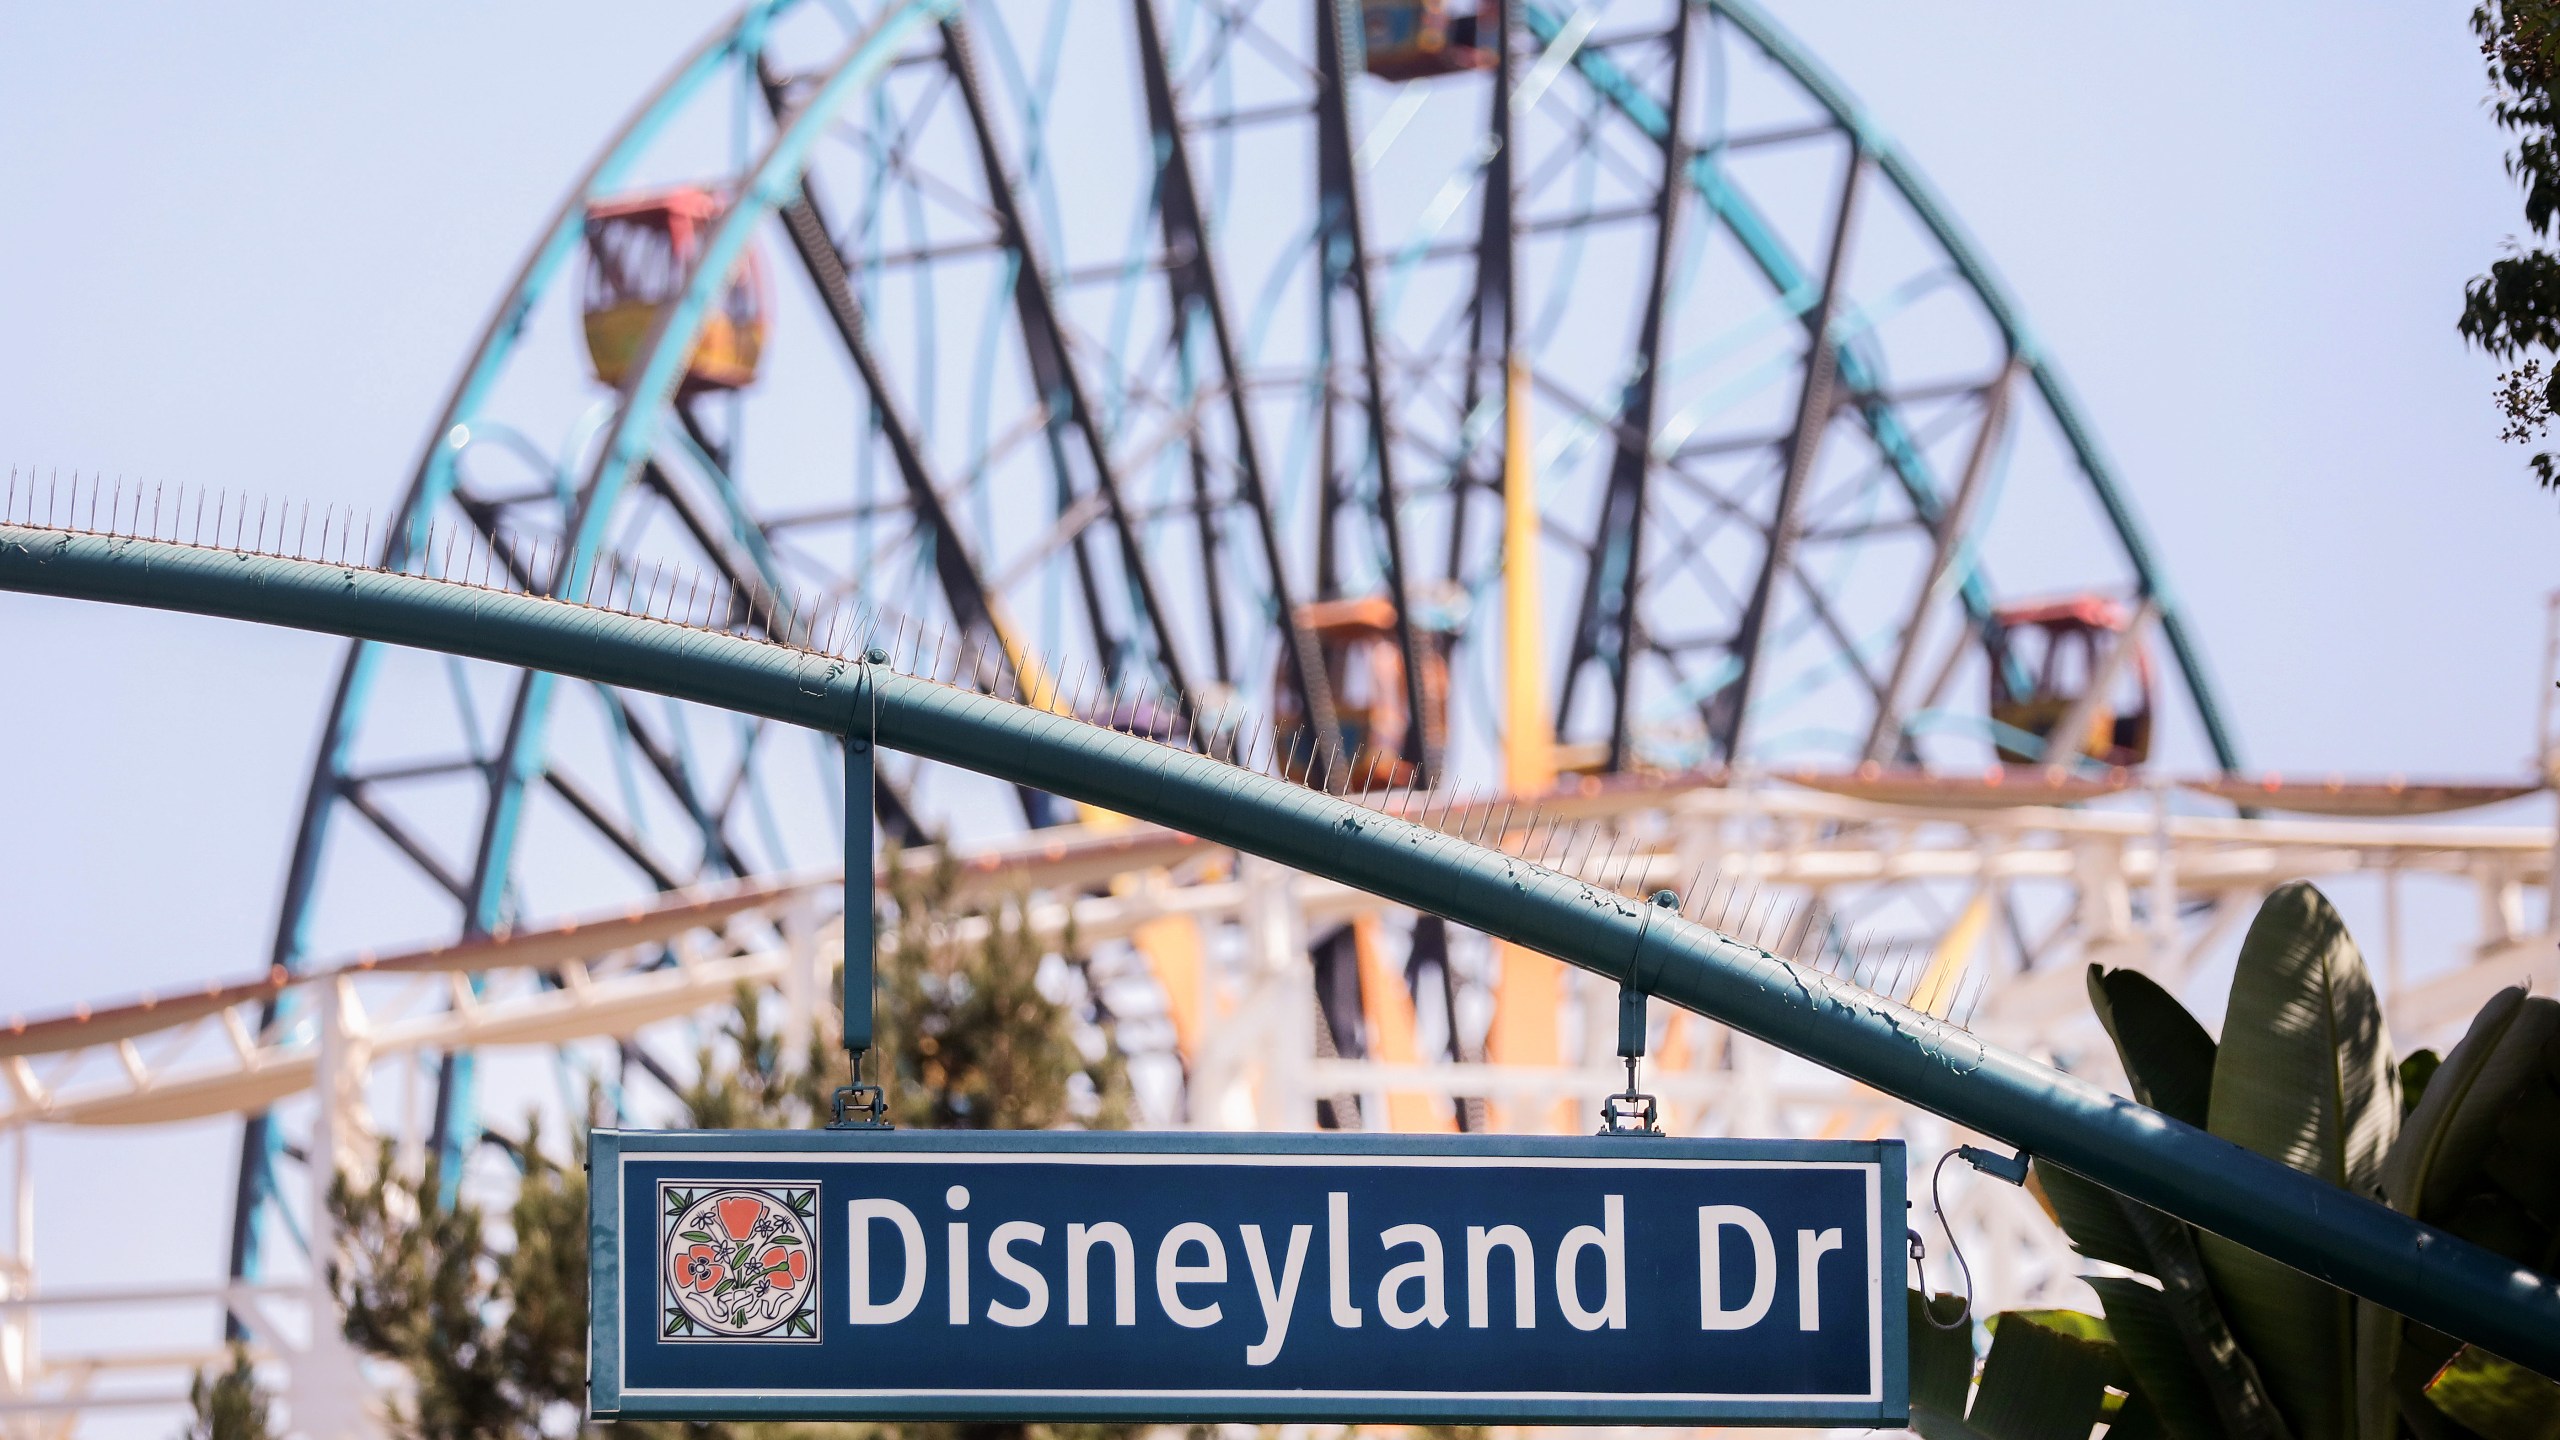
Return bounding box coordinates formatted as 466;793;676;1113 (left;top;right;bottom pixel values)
0;4;2550;1428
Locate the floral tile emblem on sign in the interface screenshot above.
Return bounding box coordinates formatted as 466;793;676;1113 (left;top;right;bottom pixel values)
659;1181;820;1342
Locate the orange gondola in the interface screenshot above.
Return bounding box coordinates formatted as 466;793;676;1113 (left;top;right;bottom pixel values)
1273;595;1452;789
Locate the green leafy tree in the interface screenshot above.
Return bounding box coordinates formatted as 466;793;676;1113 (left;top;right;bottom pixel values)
870;850;1130;1131
2461;0;2560;484
220;852;1131;1439
327;1124;589;1438
180;1345;279;1440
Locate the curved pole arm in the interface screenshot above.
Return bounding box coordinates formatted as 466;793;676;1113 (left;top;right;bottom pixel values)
0;522;2550;1377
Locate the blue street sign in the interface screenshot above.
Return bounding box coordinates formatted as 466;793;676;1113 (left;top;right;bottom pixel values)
589;1130;1907;1426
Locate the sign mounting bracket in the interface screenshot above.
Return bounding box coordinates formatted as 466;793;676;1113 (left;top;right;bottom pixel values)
830;645;891;1130
1599;889;1679;1136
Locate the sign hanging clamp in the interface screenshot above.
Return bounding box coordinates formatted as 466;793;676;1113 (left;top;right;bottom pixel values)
1598;889;1680;1136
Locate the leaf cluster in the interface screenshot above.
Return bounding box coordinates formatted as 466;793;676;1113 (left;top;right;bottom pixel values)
327;1127;592;1439
181;1346;278;1440
195;851;1136;1438
871;849;1131;1132
1964;881;2560;1440
2463;0;2560;485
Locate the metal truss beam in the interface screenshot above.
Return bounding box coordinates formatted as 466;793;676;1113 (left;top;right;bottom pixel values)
1129;0;1341;759
759;68;1058;828
594;686;750;876
1715;143;1865;761
1556;9;1689;772
940;17;1196;723
757;62;1007;671
1443;0;1515;584
1865;359;2018;765
542;768;686;891
1312;0;1434;783
338;782;471;904
646;437;784;637
1694;0;2242;773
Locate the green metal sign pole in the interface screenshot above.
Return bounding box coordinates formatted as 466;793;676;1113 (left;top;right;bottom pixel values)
3;526;2555;1376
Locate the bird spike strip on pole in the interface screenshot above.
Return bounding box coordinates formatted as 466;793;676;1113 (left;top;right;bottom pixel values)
3;513;2558;1371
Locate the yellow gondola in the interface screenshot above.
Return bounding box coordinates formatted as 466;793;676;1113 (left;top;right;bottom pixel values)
580;186;768;393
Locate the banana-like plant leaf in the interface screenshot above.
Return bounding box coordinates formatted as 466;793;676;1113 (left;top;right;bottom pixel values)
2110;1387;2170;1440
2088;1276;2232;1440
2038;1160;2292;1436
2000;1308;2119;1345
2424;1345;2560;1440
2090;1186;2296;1440
2399;1050;2442;1121
1968;1310;2128;1440
2089;964;2218;1127
2479;1065;2560;1232
2201;881;2397;1440
2398;1326;2487;1440
1910;1289;1985;1440
2383;989;2554;1220
2363;989;2560;1440
2033;1159;2149;1271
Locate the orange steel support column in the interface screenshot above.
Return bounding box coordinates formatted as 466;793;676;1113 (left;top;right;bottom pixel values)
1486;356;1569;1129
1131;914;1206;1058
1352;914;1457;1131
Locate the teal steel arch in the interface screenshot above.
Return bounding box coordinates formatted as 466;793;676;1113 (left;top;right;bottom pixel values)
247;0;815;1287
0;523;2541;1374
1702;0;2242;772
1529;0;2241;772
470;0;958;945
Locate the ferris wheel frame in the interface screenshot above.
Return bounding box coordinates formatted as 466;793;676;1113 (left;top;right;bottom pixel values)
230;0;2243;1294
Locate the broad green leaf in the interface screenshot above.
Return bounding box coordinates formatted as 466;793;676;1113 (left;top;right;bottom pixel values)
1994;1308;2117;1346
2034;1161;2293;1440
2033;1159;2149;1272
2089;965;2218;1127
2424;1346;2560;1440
2201;881;2396;1440
1909;1289;1983;1440
2110;1388;2170;1440
1968;1310;2127;1440
2365;990;2560;1440
677;1230;715;1244
2476;1051;2560;1229
2398;1050;2442;1121
2090;1276;2246;1440
2382;989;2553;1221
2395;1329;2480;1440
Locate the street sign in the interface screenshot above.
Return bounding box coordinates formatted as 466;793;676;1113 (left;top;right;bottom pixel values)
589;1129;1906;1426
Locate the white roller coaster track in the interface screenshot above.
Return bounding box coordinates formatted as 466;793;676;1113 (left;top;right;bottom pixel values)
4;757;2554;1436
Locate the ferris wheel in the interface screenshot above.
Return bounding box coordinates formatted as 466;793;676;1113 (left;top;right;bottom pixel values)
230;0;2241;1290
